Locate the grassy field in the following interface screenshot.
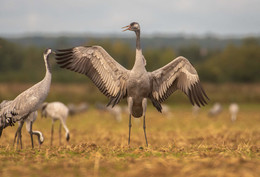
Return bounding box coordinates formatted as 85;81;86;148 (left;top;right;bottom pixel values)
0;104;259;177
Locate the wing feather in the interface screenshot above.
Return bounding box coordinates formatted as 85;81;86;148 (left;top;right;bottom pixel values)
55;46;130;106
149;56;209;109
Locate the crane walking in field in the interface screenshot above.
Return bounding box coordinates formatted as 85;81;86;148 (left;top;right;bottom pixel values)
0;49;53;138
55;22;209;146
41;102;70;146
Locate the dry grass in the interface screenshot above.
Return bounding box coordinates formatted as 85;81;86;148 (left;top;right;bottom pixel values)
0;105;259;177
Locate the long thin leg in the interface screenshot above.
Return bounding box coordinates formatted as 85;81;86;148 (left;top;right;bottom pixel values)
18;131;22;149
12;114;29;149
13;129;18;147
29;122;34;148
143;115;148;147
142;98;148;147
128;114;132;145
51;120;54;146
59;121;62;145
13;121;23;148
13;122;21;146
18;121;24;149
127;97;133;146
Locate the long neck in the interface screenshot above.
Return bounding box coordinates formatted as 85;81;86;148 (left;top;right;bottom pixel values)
133;30;145;71
135;30;141;50
44;55;52;79
32;131;44;143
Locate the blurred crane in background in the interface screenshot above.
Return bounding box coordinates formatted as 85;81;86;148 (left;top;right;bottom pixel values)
41;101;70;146
96;103;122;122
229;103;239;122
67;102;89;116
208;103;223;117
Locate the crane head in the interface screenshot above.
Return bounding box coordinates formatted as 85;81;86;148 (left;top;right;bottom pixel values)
122;22;140;32
44;48;52;57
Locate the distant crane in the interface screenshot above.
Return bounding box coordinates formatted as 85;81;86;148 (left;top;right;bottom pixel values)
161;104;172;119
229;103;239;122
41;102;70;146
67;102;89;116
107;105;122;122
0;49;53;138
96;103;122;122
192;105;200;118
55;22;209;146
208;102;222;117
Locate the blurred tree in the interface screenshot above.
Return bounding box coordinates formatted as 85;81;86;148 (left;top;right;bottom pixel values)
243;37;259;46
198;38;260;82
0;38;23;72
55;36;69;48
144;47;176;71
178;44;202;64
1;37;260;83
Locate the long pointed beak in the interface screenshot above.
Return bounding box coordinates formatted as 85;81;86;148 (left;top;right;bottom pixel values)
122;25;130;32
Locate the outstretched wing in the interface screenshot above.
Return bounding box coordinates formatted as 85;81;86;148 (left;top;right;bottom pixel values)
55;46;130;106
149;56;209;111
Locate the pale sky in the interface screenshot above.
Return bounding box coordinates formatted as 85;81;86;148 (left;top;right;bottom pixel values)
0;0;260;36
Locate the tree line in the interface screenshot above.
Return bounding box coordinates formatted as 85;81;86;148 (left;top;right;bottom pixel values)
0;37;260;83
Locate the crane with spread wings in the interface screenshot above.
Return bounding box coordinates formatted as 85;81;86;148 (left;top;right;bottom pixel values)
55;22;209;146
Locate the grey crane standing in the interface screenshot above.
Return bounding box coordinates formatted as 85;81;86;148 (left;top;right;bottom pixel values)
55;22;209;146
0;49;53;139
41;102;70;146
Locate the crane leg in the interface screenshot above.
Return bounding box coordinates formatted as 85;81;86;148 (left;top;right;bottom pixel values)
59;121;62;145
128;114;132;145
142;98;148;147
18;132;22;149
143;115;148;147
51;121;54;146
0;127;3;138
127;97;133;146
29;122;34;149
13;130;18;147
13;121;24;148
18;124;23;149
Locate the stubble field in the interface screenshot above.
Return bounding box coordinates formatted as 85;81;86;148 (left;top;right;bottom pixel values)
0;104;259;177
